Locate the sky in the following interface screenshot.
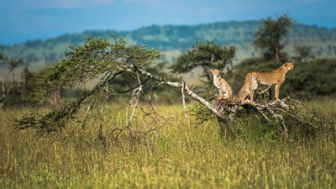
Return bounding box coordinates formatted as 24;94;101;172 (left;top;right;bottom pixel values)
0;0;335;45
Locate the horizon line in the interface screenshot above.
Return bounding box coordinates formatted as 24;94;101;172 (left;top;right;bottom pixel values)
1;19;335;47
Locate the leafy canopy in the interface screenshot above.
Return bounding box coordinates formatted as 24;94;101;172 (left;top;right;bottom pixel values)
170;42;235;85
293;45;315;62
253;14;292;61
25;38;160;104
171;42;235;73
0;53;24;72
17;38;162;131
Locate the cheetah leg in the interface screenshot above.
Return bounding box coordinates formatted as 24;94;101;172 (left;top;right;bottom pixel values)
238;92;246;103
275;83;282;101
248;90;256;105
250;90;255;102
239;96;245;103
218;91;224;100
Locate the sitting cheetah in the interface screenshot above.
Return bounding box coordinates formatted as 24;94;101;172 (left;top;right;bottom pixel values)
211;69;233;100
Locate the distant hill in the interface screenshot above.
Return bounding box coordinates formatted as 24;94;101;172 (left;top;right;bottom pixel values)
1;20;336;69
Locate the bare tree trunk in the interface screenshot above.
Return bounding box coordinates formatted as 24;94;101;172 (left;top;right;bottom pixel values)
214;98;239;138
217;118;234;138
126;66;232;123
275;46;280;62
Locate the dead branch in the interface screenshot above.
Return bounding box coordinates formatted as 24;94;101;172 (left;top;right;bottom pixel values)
123;65;231;122
121;65;315;136
181;81;189;119
80;103;92;129
127;72;142;127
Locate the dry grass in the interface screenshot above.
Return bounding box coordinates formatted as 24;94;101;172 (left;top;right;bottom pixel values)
0;100;335;188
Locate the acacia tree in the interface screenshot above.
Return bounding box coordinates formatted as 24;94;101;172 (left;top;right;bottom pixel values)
171;42;235;85
0;54;24;108
253;14;292;62
0;53;24;78
293;45;315;62
16;38;318;139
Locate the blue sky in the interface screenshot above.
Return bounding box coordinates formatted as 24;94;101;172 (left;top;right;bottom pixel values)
0;0;335;45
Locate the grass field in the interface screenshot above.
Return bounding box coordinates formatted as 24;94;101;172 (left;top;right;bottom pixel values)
0;100;335;188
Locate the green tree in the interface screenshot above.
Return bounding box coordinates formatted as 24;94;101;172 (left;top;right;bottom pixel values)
293;45;314;62
253;14;292;62
0;53;24;73
170;42;235;85
0;53;25;108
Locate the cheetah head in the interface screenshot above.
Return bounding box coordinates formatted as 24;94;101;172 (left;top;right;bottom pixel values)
282;62;294;71
211;69;221;76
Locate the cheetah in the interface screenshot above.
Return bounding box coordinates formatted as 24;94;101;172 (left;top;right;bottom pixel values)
239;62;294;103
211;69;233;100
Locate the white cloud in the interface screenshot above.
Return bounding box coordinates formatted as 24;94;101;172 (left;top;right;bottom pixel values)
21;0;159;9
22;0;114;9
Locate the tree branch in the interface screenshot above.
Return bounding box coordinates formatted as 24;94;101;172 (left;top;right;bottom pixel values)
123;65;231;122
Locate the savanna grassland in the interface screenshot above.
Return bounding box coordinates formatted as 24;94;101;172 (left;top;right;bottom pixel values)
0;99;335;188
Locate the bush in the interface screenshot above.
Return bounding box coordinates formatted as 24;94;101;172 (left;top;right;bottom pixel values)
190;101;322;141
283;59;336;99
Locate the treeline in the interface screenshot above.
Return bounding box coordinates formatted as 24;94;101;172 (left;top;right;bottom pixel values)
1;20;336;66
1;15;336;108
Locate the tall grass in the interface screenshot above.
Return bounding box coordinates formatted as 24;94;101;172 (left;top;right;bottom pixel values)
0;100;335;188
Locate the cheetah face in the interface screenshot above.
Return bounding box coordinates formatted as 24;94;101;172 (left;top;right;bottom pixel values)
283;63;294;71
211;69;221;76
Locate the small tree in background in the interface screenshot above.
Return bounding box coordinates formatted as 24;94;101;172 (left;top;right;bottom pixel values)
0;53;24;78
293;45;315;62
170;42;235;85
0;53;25;108
253;14;292;62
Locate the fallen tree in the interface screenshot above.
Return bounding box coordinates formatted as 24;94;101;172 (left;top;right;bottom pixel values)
15;38;322;140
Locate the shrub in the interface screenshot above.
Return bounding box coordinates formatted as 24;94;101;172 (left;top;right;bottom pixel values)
283;58;336;99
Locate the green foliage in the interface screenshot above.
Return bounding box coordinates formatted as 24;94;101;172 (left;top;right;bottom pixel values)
171;42;235;83
23;38;160;105
191;101;323;141
234;106;322;140
171;42;235;73
253;14;292;60
190;102;215;124
283;58;336;99
0;82;26;107
15;38;167;131
0;54;25;108
234;115;279;140
0;53;24;72
293;44;315;62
